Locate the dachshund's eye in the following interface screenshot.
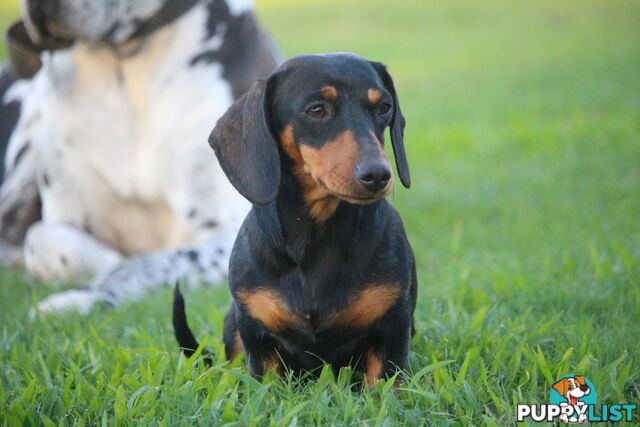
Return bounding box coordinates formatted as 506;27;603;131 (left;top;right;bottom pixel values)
378;103;392;116
305;104;328;119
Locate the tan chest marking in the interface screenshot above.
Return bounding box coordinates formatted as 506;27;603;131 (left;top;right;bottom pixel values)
236;289;302;332
326;282;402;329
238;283;401;333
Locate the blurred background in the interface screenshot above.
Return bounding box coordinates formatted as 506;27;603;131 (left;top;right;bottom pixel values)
0;0;639;423
3;0;637;292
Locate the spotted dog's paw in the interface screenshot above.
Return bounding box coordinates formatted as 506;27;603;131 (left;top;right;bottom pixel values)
30;289;107;318
30;253;173;317
31;245;230;316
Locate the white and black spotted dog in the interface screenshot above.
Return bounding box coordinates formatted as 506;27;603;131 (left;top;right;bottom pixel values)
0;0;279;314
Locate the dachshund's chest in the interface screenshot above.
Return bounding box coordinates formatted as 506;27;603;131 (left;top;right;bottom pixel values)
236;280;401;343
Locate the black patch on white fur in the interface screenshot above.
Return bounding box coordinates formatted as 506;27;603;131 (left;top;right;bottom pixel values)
0;66;21;179
13;142;30;168
201;219;218;229
190;1;277;98
182;249;199;263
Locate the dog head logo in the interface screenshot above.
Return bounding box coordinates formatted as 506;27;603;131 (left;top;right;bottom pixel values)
552;375;591;405
519;374;635;423
550;374;597;423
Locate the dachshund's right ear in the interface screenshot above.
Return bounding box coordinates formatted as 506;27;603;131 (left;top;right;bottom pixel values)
369;61;410;188
209;78;280;205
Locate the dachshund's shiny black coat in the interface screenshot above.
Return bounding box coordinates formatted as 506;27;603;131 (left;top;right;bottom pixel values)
174;53;417;386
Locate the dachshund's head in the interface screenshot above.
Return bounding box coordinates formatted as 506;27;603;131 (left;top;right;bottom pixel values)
209;53;409;221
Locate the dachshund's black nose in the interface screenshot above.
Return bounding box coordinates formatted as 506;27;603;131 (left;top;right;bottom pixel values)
356;162;391;192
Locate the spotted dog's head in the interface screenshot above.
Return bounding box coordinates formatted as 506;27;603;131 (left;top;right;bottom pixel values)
552;376;591;406
209;53;409;222
21;0;193;45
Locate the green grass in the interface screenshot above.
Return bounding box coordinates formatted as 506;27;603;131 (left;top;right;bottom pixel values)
2;0;640;425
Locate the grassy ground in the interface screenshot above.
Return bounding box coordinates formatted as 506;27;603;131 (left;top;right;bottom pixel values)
1;0;640;425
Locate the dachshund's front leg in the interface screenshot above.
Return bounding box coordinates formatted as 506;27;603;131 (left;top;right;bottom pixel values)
364;312;412;388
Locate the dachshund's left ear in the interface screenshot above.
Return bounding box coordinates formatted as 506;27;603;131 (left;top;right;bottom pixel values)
370;61;410;188
209;77;280;205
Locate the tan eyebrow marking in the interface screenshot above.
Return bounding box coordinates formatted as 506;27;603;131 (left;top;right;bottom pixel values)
320;85;338;100
368;88;382;104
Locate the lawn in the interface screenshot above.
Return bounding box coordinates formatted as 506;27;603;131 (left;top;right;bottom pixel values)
1;0;640;425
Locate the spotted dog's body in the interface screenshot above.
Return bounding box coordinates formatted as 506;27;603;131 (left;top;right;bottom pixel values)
174;54;417;386
0;0;278;313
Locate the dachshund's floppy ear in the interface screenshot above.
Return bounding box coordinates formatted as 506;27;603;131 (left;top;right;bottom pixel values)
209;77;280;205
370;61;410;188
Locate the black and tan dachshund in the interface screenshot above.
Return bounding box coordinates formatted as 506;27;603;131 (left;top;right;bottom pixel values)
174;53;417;387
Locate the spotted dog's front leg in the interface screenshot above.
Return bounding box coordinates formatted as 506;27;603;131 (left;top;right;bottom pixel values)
32;192;244;316
25;222;123;284
27;222;124;316
33;227;239;316
91;229;238;301
34;253;179;316
0;79;42;248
